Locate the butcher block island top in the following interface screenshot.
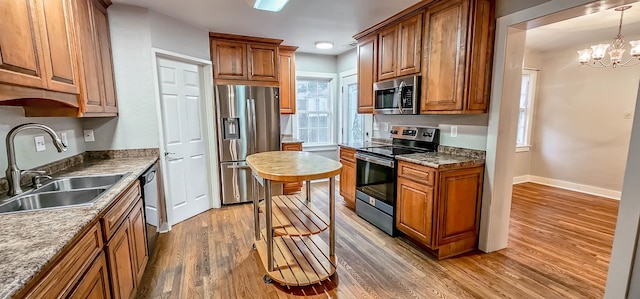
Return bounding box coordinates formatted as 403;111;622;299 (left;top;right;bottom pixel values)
246;151;342;182
246;151;341;287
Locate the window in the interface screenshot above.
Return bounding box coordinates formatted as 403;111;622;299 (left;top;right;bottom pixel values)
296;77;334;145
516;69;537;150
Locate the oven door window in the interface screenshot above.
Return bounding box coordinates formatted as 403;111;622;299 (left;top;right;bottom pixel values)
356;158;394;205
375;88;398;109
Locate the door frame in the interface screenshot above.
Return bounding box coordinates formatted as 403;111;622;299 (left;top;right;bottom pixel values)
151;48;220;231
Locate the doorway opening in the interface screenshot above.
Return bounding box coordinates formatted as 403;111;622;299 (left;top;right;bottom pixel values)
484;1;640;297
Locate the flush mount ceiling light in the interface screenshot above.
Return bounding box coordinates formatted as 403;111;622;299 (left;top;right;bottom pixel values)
315;41;334;50
245;0;290;12
577;6;640;68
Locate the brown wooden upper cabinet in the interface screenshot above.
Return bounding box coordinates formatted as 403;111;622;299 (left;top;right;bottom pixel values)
279;45;297;114
354;0;494;115
210;33;282;83
0;0;80;94
356;34;377;114
73;0;118;116
0;0;118;117
378;13;423;81
421;0;494;114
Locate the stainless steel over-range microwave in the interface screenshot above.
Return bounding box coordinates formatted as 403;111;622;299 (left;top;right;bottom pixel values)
373;75;420;115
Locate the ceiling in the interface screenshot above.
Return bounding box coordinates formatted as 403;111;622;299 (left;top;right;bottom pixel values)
111;0;420;55
526;3;640;52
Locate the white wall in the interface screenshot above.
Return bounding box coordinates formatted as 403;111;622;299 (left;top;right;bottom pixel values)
337;49;357;73
83;4;211;151
295;53;338;73
0;107;85;174
149;11;210;61
495;0;550;18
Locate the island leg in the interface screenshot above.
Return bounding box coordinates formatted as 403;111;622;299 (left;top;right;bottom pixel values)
306;180;311;203
329;176;335;257
253;173;259;241
265;179;274;271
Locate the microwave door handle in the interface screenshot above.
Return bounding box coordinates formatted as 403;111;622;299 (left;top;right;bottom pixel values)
398;81;406;114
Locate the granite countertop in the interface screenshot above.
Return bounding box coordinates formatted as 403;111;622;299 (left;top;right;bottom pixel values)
281;136;303;144
396;152;485;169
0;155;158;299
338;141;387;150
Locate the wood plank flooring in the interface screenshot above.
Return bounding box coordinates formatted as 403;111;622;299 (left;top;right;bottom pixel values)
136;182;619;298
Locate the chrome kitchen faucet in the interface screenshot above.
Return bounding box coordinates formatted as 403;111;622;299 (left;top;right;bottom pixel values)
5;123;67;196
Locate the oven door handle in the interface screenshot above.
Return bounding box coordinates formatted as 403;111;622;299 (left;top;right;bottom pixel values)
354;153;395;168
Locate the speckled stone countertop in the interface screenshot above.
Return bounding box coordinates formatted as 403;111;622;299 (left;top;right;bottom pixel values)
338;141;387;150
281;136;303;144
396;152;485;169
0;155;158;299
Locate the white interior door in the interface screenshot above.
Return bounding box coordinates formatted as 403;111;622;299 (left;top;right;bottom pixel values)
157;57;212;225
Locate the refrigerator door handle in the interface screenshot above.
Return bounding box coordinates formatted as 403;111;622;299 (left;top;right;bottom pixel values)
246;98;257;155
227;164;251;169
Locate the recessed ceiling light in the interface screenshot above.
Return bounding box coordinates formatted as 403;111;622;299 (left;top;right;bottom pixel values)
246;0;290;12
315;41;334;50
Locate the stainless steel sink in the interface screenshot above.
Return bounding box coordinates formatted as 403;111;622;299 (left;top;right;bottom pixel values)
0;189;107;213
34;173;127;193
0;173;129;215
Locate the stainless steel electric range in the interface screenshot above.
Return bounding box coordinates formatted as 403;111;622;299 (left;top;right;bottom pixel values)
354;126;440;236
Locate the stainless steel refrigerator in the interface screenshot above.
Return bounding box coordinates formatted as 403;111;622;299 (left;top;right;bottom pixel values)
216;85;281;204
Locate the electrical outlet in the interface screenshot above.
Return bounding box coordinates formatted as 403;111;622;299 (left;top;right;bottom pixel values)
83;129;95;142
59;131;68;146
34;136;46;152
451;125;458;138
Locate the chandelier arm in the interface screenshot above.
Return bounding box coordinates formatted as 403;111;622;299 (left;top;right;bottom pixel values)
596;60;609;67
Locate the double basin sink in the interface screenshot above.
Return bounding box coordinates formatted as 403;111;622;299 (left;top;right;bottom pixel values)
0;173;129;214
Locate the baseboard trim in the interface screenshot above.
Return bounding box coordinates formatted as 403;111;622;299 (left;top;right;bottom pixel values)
513;175;621;200
513;175;530;184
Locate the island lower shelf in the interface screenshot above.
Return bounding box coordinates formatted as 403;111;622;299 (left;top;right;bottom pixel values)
258;194;328;236
255;230;336;286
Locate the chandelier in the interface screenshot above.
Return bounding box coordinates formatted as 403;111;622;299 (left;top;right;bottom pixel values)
577;6;640;68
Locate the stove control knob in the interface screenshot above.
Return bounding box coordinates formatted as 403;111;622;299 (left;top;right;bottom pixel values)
390;130;398;134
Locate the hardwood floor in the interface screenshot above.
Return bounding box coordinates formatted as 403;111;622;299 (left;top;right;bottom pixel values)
136;182;619;298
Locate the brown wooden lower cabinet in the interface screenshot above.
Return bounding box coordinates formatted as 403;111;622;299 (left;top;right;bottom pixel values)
17;180;148;299
106;186;148;299
68;253;111;299
339;146;357;208
107;214;138;299
282;142;303;194
396;160;483;259
130;200;149;282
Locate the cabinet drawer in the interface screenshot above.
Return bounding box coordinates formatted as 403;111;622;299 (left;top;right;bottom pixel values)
24;223;103;298
339;147;356;163
398;161;435;186
282;142;302;151
102;181;141;241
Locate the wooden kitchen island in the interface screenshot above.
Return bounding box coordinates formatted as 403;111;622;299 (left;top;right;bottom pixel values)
246;151;342;287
